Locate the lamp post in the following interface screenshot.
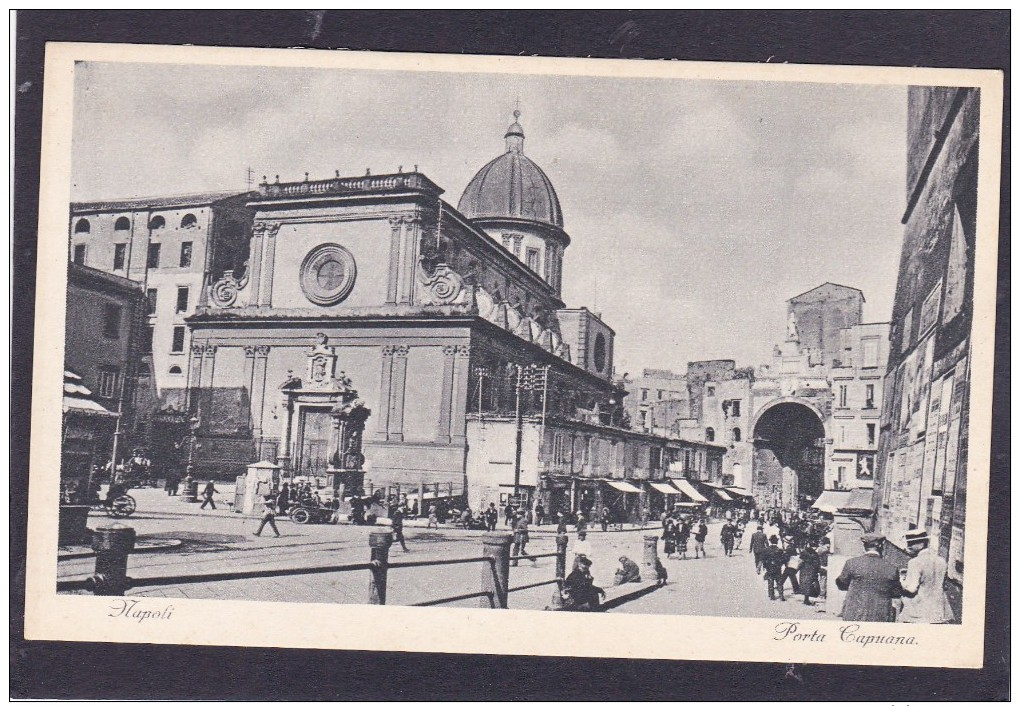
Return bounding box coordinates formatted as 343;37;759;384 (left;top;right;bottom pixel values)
185;415;200;475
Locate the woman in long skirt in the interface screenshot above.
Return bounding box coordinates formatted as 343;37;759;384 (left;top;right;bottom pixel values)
663;519;678;559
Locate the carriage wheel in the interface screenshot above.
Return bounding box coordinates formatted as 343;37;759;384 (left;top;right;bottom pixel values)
291;508;311;524
109;494;136;518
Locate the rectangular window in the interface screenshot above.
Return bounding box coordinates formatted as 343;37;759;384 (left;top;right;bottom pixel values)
171;326;186;353
731;400;740;417
102;304;121;339
639;410;647;428
839;425;847;444
657;389;665;400
73;244;86;265
838;385;848;408
113;243;127;271
650;447;662;471
862;338;880;368
146;288;158;316
147;243;161;269
140;325;154;354
179;241;193;268
176;286;190;313
525;247;540;272
865;384;875;408
640;388;648;401
706;385;715;397
97;368;119;399
867;423;876;446
900;308;914;353
836;466;846;489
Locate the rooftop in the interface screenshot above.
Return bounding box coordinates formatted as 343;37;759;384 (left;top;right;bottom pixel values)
71;190;250;213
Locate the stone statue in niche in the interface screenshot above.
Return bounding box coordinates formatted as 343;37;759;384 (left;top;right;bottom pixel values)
306;333;339;389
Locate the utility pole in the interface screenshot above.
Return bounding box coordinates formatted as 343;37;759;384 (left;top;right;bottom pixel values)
512;364;524;497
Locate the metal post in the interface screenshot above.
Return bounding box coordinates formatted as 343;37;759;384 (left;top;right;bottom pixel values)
513;365;523;495
417;481;425;517
641;535;659;581
88;524;136;596
481;532;513;609
550;532;568;609
368;529;393;605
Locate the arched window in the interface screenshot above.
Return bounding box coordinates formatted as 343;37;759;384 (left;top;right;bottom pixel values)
180;213;198;229
168;365;183;375
705;427;715;442
732;428;742;442
74;218;90;234
149;215;166;230
114;216;130;231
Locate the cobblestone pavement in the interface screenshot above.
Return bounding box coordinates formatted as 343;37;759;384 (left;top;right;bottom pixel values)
61;488;835;618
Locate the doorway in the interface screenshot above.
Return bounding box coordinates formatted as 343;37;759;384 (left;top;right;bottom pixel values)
296;406;333;477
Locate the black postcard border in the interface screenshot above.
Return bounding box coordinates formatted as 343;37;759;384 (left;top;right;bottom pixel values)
11;10;1010;701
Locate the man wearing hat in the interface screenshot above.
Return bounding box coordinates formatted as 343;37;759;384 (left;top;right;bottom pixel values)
835;532;902;622
898;529;954;624
510;510;536;567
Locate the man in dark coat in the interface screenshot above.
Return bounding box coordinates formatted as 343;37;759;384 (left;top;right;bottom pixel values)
484;502;499;532
835;532;902;622
748;523;769;574
391;506;409;552
561;555;605;612
613;556;642;585
510;511;536;567
720;521;736;557
761;536;788;601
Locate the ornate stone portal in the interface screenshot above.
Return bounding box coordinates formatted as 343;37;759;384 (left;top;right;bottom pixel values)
276;334;371;496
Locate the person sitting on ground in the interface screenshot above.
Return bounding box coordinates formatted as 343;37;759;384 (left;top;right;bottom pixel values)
560;555;605;612
613;556;642;585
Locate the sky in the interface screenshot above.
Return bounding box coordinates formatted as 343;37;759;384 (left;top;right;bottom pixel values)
71;61;908;375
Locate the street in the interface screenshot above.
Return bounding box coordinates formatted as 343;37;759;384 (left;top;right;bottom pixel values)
61;488;834;619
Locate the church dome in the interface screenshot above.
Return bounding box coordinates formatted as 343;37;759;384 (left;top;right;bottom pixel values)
458;111;564;228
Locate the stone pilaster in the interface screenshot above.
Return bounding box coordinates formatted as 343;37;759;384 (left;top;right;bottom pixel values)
187;343;205;411
199;344;217;390
450;345;471;443
248;224;265;305
242;345;257;429
258;222;280;307
251;345;270;438
388;344;410;441
386;217;402;304
398;217;420;305
436;345;457;443
376;345;395;440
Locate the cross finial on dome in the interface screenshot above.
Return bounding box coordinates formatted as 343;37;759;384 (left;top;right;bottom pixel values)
505;106;525;153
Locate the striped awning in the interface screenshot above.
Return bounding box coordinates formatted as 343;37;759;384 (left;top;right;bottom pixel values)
604;480;643;494
669;479;709;503
714;488;733;501
725;486;754;497
648;482;682;495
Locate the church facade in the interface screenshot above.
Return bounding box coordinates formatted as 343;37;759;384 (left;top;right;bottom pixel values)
170;113;648;505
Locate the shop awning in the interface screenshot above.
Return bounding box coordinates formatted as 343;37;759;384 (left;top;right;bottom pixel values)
812;490;852;514
62;396;118;417
714;489;733;501
649;482;682;495
725;486;754;498
604;480;643;494
669;479;709;503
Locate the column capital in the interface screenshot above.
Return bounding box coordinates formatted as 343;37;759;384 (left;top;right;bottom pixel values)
255;344;271;358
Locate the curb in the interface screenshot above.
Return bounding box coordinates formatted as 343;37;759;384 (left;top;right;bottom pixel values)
57;538;184;561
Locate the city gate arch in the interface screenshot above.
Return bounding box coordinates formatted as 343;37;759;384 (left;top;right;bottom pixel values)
751;399;826;511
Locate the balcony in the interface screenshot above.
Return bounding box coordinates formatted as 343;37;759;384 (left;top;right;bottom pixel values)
257;172;443;200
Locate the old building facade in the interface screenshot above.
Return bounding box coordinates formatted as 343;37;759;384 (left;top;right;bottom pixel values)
873;87;979;588
62;263;146;479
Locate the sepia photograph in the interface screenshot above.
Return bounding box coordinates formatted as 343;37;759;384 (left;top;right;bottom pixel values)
23;39;1002;671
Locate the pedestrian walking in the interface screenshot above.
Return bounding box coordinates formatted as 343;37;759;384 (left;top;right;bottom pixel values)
252;495;281;537
817;537;831;600
662;518;678;559
504;503;514;527
897;529;954;624
734;519;746;549
427;504;439;529
600;506;610;532
798;542;823;605
677;520;691;560
694;519;708;558
720;520;736;557
534;502;545;527
199;480;219;510
511;511;536;567
391;506;410;552
576;511;588;542
484;502;499;531
780;539;802;595
556;511;569;535
762;536;788;601
835;533;902;622
749;523;768;573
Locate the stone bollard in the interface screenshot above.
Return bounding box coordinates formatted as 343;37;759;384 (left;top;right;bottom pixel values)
641;535;659;581
481;532;513;609
550;532;569;609
88;523;136;595
368;529;393;605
